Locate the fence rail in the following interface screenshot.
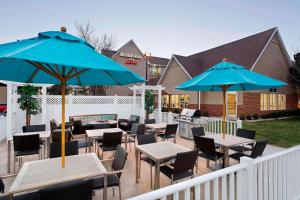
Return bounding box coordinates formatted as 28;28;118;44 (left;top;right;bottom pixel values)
127;145;300;200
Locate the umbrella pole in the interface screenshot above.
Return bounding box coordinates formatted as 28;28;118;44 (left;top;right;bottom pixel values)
61;80;66;168
222;87;227;139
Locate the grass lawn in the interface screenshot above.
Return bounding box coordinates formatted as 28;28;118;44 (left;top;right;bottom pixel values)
243;117;300;148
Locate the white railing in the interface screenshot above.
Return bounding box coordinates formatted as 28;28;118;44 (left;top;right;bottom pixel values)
127;145;300;200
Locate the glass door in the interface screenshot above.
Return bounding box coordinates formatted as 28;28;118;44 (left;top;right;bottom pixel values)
227;92;237;117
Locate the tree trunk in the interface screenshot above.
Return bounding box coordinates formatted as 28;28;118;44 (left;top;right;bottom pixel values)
146;110;149;120
26;110;31;126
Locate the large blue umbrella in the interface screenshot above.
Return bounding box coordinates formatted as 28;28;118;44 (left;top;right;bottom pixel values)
176;59;286;138
0;29;144;167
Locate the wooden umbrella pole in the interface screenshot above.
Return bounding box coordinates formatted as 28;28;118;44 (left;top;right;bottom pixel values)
222;86;227;139
61;80;66;168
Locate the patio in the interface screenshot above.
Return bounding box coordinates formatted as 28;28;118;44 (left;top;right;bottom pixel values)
0;132;283;199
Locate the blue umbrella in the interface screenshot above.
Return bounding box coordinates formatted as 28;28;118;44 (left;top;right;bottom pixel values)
176;59;286;138
0;29;144;167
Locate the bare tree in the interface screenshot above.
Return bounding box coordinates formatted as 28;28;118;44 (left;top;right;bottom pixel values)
75;21;117;52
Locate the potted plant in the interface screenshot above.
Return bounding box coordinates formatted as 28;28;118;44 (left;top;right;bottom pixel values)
145;90;154;120
17;85;40;126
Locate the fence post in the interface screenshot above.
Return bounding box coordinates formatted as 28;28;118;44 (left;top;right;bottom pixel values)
41;86;47;128
240;157;255;200
237;119;242;129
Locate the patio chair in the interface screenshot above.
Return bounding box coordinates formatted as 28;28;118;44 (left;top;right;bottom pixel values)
118;115;140;132
49;141;79;158
230;128;256;153
127;123;146;151
192;127;220;150
196;136;224;170
39;179;93;200
51;129;73;143
91;123;110;145
50;119;72;132
72;120;83;135
99;131;122;159
159;150;199;184
22;124;46;132
157;124;178;143
13;134;41;173
230;139;268;161
93;146;128;200
137;134;156;189
0;178;4;193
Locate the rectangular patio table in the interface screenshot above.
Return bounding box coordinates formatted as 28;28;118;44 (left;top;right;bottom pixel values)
202;134;255;167
135;141;190;189
9;153;108;200
86;128;128;152
7;131;51;173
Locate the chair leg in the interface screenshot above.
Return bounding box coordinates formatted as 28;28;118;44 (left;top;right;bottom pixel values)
215;161;218;170
13;155;16;174
113;187;115;196
206;160;209;168
138;155;141;178
119;184;122;200
150;165;153;189
196;157;198;173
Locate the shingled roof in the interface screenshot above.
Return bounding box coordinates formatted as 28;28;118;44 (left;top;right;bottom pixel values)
171;27;278;78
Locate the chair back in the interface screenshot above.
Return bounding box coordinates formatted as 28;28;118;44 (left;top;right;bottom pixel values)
129;115;140;123
236;128;256;140
93;123;110;129
38;179;93;200
102;132;122;148
191;127;205;137
72;120;82;135
50;141;79;158
51;129;72;143
13;134;40;152
50;119;59;131
130;123;145;136
250;139;268;158
22;124;46;133
111;146;128;178
196;136;217;156
144;119;156;124
173;150;199;174
0;178;4;193
165;124;178;135
137;134;156;145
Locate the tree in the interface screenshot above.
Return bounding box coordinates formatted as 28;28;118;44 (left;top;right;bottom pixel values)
17;85;40;126
145;90;155;120
75;21;117;52
290;53;300;95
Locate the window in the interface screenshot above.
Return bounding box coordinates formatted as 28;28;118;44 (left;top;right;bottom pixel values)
167;94;189;108
260;93;286;111
150;65;161;76
163;95;169;107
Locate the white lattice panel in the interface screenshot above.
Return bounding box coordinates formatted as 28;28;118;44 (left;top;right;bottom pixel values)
72;97;114;104
135;97;142;109
46;97;69;105
117;97;133;104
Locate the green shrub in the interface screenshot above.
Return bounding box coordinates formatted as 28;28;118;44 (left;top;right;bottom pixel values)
253;113;259;120
203;111;209;117
239;114;245;120
246;115;252;120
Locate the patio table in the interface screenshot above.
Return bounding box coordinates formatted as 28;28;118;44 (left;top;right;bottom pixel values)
135;141;190;189
9;153;108;199
7;131;51;173
202;134;255;167
86;128;128;152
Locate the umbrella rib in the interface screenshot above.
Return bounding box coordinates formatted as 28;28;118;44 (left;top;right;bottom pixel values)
66;67;76;78
54;64;61;76
67;68;89;81
26;67;40;83
105;70;122;85
26;61;60;79
45;64;61;78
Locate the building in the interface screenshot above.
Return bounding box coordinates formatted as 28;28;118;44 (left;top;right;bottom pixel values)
101;40;169;95
157;27;298;117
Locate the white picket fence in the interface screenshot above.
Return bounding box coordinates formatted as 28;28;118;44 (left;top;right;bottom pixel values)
160;112;242;135
127;144;300;200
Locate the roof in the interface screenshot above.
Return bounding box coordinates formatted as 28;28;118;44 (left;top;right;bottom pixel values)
101;41;169;66
172;27;279;78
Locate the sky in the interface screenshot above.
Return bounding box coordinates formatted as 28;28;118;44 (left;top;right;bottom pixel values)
0;0;299;59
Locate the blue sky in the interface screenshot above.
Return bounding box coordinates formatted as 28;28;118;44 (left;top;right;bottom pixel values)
0;0;299;58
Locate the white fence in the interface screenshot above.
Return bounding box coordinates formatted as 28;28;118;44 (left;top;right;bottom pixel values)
9;95;141;134
160;112;242;135
127;145;300;200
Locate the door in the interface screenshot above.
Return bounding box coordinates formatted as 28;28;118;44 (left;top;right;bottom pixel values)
227;92;237;117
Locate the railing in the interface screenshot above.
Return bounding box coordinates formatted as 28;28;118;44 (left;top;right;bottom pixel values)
127;145;300;200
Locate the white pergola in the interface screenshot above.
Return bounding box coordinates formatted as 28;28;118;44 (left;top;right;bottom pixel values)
130;84;165;123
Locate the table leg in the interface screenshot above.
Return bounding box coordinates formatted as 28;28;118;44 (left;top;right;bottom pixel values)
103;174;107;200
135;149;139;183
88;138;92;153
155;160;160;189
125;134;128;151
222;146;229;167
43;140;46;159
7;140;11;173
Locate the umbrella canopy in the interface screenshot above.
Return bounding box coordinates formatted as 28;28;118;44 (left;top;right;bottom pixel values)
176;59;286;138
176;60;286;91
0;30;144;168
0;31;144;85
